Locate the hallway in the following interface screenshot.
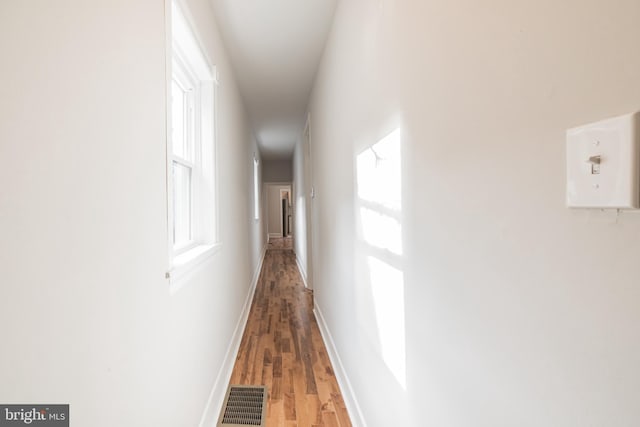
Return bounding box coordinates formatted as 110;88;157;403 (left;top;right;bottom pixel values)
228;238;351;426
3;1;640;426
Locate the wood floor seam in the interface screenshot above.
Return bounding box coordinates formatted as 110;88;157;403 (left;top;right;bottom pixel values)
227;237;352;427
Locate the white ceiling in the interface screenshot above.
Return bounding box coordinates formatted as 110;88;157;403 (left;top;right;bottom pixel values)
211;0;338;160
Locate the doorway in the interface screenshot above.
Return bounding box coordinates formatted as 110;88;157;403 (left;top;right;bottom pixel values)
265;183;292;241
280;189;291;237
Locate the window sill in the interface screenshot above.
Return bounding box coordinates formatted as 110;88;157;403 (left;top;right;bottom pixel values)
168;242;221;293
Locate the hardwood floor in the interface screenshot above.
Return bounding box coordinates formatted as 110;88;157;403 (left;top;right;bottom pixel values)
266;236;294;250
228;238;352;427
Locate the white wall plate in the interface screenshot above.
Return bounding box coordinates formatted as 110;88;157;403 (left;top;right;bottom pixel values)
566;112;640;209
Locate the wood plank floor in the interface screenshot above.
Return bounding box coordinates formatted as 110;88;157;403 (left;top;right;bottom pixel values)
227;238;352;427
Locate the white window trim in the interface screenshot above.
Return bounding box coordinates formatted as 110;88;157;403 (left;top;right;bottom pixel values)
171;56;198;254
169;243;222;292
166;0;220;293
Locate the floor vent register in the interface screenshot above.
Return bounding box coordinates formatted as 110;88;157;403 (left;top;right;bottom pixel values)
217;385;267;427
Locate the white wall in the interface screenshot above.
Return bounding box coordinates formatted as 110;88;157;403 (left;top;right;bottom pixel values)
0;1;264;426
305;0;640;426
292;141;309;282
263;158;293;182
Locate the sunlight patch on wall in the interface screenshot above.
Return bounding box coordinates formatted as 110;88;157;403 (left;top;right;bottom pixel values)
356;127;406;389
357;128;402;211
360;207;402;255
368;256;406;389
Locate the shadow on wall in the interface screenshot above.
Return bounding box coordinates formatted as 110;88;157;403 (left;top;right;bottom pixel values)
355;128;406;390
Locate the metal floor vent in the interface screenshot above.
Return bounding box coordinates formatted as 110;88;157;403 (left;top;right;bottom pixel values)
217;385;267;427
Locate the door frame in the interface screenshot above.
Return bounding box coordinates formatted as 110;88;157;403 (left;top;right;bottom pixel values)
302;115;314;289
280;188;291;237
265;182;291;241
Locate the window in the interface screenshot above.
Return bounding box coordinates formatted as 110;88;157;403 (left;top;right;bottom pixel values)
253;156;260;220
167;1;219;289
171;62;196;248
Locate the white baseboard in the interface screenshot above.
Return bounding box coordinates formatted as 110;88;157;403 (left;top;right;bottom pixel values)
314;303;366;427
295;255;308;288
198;244;267;427
268;233;281;240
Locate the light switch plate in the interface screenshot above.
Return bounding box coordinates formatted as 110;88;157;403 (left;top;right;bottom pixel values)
566;112;640;209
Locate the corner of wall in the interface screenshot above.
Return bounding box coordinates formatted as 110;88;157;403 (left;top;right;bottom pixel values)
313;302;367;427
197;243;267;427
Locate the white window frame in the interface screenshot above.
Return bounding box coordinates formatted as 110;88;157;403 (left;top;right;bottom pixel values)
171;57;198;253
166;0;220;292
